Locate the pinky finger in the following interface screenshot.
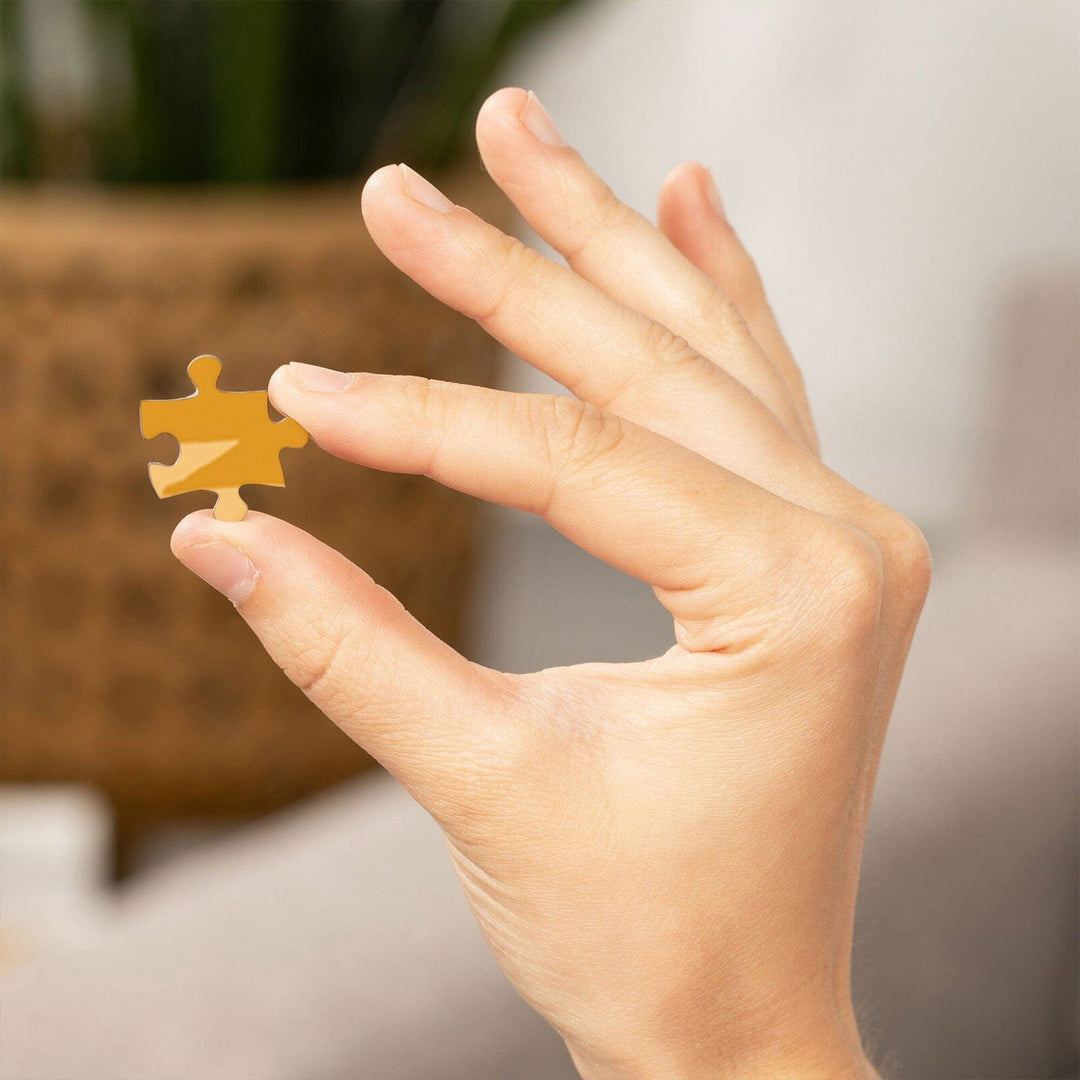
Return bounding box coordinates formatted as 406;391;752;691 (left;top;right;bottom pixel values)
657;162;818;455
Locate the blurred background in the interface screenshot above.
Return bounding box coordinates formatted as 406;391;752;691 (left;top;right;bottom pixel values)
0;2;1076;1079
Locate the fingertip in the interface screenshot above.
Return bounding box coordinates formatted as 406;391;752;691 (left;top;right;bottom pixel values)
660;160;709;194
170;509;218;557
475;88;530;166
170;508;283;557
267;363;294;413
477;87;566;161
476;86;530;135
658;161;719;219
362;162;403;195
361;163;463;265
360;164;406;221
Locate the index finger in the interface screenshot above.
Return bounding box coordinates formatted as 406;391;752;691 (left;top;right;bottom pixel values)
269;366;847;653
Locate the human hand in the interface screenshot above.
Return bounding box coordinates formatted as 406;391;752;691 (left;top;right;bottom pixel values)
172;88;930;1080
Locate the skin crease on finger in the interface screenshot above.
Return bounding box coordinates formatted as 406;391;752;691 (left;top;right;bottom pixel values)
168;88;931;1080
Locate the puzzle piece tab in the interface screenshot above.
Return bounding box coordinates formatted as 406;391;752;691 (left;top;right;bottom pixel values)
140;355;308;521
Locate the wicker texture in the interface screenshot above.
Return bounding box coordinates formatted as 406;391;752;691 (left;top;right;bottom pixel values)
0;179;502;841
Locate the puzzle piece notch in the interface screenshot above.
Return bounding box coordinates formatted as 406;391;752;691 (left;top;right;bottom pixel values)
140;355;309;521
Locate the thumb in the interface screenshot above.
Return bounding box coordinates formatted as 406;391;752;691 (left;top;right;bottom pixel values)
170;510;518;822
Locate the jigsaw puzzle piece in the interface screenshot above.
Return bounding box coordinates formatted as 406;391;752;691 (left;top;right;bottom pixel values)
140;355;309;521
210;487;248;522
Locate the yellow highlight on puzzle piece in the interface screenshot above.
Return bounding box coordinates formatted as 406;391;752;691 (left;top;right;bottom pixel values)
140;355;309;521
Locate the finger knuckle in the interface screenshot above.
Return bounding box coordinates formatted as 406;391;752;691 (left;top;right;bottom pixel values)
478;236;547;325
801;524;885;646
697;275;755;343
591;174;627;223
721;250;767;315
502;233;546;279
284;618;361;708
384;373;436;424
280;594;407;720
533;396;626;483
878;510;933;612
563;177;636;260
386;375;462;472
642;319;702;377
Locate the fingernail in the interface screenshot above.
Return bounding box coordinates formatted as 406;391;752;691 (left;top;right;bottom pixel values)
399;164;454;212
702;169;726;220
520;91;564;147
176;542;257;606
289;362;353;392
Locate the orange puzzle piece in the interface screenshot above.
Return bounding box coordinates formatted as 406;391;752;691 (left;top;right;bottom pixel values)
140;355;309;521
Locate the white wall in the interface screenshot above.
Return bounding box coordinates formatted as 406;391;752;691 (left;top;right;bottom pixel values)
501;0;1078;529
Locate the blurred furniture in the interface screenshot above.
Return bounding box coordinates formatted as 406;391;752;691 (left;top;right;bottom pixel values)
0;784;112;964
0;175;505;858
0;772;576;1080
